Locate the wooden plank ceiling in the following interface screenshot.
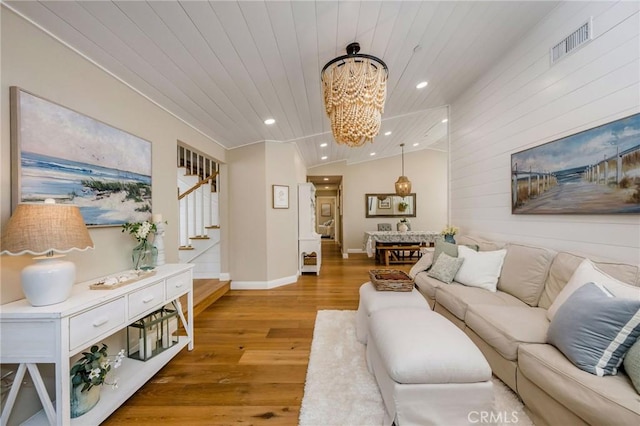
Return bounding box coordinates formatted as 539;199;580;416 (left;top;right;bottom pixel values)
5;1;559;167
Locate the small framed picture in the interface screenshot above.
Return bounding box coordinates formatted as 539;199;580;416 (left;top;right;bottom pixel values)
272;185;289;209
378;198;391;209
321;203;331;217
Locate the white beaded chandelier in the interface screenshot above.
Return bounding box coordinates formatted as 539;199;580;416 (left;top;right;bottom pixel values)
321;43;388;147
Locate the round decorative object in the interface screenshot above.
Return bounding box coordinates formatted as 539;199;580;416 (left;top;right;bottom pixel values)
444;234;456;244
399;223;409;232
132;240;158;271
70;384;100;418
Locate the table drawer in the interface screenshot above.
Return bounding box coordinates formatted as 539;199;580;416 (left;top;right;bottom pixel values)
129;281;165;319
69;298;126;350
166;271;191;299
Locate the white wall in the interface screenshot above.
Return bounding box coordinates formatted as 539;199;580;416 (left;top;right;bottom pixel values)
309;148;449;254
227;141;304;287
450;1;640;264
0;9;226;304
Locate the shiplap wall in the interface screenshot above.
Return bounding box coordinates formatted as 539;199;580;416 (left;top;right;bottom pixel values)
450;1;640;264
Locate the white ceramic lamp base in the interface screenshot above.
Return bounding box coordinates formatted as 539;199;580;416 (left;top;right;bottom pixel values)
22;256;75;306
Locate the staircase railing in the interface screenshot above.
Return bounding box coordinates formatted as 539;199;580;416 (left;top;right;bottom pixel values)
177;145;219;248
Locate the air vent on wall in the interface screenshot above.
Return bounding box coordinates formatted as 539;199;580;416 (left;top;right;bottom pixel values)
550;18;592;65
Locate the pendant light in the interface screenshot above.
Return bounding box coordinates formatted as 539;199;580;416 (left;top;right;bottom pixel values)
395;144;412;197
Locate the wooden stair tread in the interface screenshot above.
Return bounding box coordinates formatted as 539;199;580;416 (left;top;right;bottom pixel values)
205;225;220;229
180;279;230;318
179;246;195;250
190;235;210;240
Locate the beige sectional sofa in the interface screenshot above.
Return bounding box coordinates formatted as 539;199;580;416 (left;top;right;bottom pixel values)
413;235;640;426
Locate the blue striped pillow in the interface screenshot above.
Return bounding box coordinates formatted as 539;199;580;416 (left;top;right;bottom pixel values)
548;282;640;376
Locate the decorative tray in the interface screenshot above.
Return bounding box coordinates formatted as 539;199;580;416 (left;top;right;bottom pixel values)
368;269;414;292
90;269;156;290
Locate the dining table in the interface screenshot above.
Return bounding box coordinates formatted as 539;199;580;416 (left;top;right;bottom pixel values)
363;230;440;258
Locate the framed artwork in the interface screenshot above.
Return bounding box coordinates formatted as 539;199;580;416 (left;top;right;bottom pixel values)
511;113;640;214
377;197;391;209
272;184;289;209
321;203;331;217
10;87;153;226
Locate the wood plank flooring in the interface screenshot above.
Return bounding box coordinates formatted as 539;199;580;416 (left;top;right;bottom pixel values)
104;242;407;425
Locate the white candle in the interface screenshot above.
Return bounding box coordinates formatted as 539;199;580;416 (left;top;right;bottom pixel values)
162;332;169;349
152;213;162;223
146;336;154;358
139;338;146;360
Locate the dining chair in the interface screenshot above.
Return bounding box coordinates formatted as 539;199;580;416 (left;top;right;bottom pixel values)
377;223;392;231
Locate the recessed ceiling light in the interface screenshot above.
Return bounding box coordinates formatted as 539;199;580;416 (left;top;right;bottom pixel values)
370;152;376;156
323;177;329;181
416;81;428;89
413;143;420;147
441;118;448;123
321;156;328;160
384;131;392;136
320;143;328;147
264;118;275;125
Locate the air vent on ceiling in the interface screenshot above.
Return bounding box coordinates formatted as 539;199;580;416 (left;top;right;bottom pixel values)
550;18;592;65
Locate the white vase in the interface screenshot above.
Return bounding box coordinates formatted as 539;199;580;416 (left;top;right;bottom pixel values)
399;223;408;232
70;383;100;418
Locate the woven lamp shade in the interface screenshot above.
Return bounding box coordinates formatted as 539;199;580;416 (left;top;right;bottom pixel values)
1;202;94;256
395;176;412;198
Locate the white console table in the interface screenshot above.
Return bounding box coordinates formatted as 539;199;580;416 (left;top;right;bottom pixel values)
0;264;194;425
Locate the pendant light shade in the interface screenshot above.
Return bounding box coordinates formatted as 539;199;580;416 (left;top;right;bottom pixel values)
395;144;412;197
321;42;388;147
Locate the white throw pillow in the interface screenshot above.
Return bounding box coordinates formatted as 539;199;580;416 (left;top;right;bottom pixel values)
547;259;640;321
454;246;507;292
409;250;434;279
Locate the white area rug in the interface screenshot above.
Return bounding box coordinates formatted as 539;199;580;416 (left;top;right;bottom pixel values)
299;310;534;426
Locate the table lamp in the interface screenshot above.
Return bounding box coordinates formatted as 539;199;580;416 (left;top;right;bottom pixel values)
1;199;94;306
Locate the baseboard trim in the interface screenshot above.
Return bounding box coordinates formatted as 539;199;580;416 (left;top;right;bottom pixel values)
230;274;297;290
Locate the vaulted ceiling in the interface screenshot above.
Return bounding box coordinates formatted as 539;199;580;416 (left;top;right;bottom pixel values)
5;1;560;167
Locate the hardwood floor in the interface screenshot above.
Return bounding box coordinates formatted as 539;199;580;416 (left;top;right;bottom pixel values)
104;241;403;425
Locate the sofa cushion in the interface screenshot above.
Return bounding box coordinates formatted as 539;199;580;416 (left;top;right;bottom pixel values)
454;246;506;292
409;249;434;279
414;272;441;298
518;344;640;425
465;305;548;361
498;243;556;306
623;338;640;394
548;259;640;321
456;235;505;252
435;283;527;320
538;251;640;309
547;282;640;376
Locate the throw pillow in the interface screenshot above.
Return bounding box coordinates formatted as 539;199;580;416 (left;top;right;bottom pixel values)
432;239;458;263
409;250;434;279
547;259;640;321
547;282;640;376
623;338;640;394
432;239;479;263
427;253;464;284
454;246;507;292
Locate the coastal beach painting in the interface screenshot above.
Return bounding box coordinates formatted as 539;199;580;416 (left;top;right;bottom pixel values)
11;87;152;226
511;113;640;214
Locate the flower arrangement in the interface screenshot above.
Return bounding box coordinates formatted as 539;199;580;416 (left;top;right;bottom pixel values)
122;220;157;243
441;225;459;236
399;218;410;223
70;344;125;392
